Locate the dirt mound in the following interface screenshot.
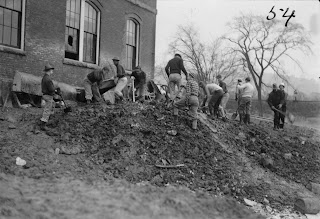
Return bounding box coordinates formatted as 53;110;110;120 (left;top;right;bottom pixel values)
0;101;319;218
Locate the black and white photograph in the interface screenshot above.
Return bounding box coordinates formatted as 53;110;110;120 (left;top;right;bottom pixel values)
0;0;320;218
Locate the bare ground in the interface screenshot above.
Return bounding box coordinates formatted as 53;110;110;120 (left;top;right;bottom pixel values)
0;101;319;219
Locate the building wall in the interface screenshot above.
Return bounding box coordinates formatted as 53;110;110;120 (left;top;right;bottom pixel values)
0;0;157;87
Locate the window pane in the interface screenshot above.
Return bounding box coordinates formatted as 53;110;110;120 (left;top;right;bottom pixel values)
3;25;11;44
70;0;75;12
0;8;3;25
66;0;70;11
12;11;18;28
13;0;21;11
6;0;14;9
74;13;79;29
75;0;80;14
4;9;11;26
0;0;5;7
84;17;88;32
0;25;3;43
92;19;96;34
11;27;17;46
85;2;89;17
66;10;70;26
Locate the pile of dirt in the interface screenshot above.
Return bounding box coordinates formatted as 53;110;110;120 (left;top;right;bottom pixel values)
0;101;319;218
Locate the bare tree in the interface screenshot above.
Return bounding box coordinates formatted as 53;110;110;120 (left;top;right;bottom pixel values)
224;14;312;115
168;24;242;83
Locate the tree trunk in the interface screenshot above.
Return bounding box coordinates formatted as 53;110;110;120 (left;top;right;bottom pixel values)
257;88;263;117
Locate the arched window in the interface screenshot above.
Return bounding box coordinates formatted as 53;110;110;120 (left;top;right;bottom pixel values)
65;0;100;64
126;19;139;70
0;0;25;49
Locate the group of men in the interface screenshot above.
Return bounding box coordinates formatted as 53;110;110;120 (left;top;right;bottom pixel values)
39;57;147;130
39;53;286;131
164;53;256;129
83;57;147;104
267;83;287;130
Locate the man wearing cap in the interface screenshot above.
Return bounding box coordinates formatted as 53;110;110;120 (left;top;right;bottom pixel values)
112;56;128;101
217;74;229;115
84;66;110;104
129;66;147;102
237;77;255;124
278;83;287;129
40;64;56;130
173;72;199;130
235;79;242;105
165;53;188;101
267;83;281;130
199;81;227;121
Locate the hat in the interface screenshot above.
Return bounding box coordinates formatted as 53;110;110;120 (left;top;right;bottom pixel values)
237;79;242;82
279;83;285;87
188;72;195;78
174;53;181;58
112;56;120;61
272;83;277;87
132;66;141;72
216;74;222;79
245;77;251;82
43;64;54;72
102;66;110;71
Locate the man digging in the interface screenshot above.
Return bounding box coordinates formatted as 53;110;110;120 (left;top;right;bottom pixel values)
173;72;199;130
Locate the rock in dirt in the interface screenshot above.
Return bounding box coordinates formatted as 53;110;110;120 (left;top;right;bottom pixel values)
284;153;293;160
238;132;246;139
167;130;177;136
260;157;274;169
294;197;320;214
306;182;320;196
55;148;60;155
8;124;16;129
244;198;258;207
112;134;124;145
16;157;26;166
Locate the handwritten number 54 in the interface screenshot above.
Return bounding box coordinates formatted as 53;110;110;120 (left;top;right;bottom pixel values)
267;6;296;27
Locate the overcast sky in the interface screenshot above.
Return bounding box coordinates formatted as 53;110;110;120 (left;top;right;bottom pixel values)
155;0;320;82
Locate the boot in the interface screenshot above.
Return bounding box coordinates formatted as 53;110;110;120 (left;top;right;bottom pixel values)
243;114;247;124
239;114;243;124
279;124;284;130
192;120;197;130
40;121;48;131
246;114;250;124
173;108;179;116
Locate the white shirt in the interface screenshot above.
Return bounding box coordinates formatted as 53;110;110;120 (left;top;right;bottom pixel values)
237;82;254;98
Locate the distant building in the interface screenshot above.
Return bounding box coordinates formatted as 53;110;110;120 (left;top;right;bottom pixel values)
0;0;157;87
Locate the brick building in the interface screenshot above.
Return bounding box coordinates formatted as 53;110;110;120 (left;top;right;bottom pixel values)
0;0;157;88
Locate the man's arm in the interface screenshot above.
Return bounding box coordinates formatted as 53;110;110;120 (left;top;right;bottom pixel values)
179;59;187;76
165;62;170;77
267;93;274;109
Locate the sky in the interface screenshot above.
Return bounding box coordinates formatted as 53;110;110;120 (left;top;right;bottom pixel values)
155;0;320;87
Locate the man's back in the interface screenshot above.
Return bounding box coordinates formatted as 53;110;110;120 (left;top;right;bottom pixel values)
165;57;187;75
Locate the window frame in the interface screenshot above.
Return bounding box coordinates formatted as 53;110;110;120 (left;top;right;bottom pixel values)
125;18;140;71
65;0;100;65
0;0;25;51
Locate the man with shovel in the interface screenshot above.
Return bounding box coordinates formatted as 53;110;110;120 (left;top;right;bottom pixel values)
267;83;281;130
173;72;199;130
129;66;146;102
39;64;57;130
84;66;110;104
278;83;287;130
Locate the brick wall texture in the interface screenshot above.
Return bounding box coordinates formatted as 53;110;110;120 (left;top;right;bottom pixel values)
0;0;157;87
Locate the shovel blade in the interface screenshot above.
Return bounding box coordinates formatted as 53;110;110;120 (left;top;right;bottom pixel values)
64;106;72;113
231;112;238;120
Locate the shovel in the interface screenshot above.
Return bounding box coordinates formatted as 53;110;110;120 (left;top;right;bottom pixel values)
273;108;295;124
231;104;241;120
59;94;72;113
